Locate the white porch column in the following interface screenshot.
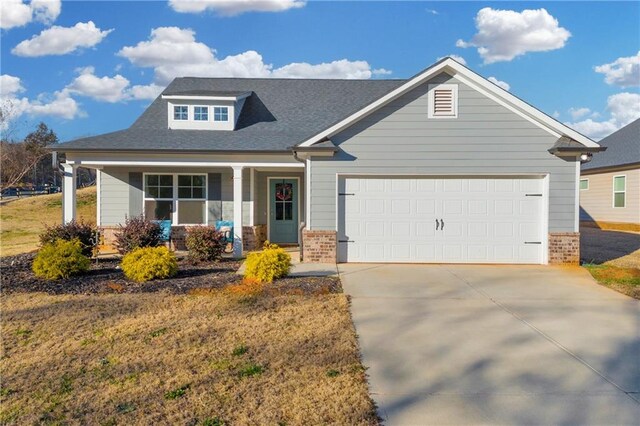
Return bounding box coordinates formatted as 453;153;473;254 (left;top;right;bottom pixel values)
232;166;244;258
62;163;76;224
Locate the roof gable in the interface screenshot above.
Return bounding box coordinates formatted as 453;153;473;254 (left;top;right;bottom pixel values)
582;118;640;171
296;57;600;149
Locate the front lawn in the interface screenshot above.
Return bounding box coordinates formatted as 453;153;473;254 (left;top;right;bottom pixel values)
583;264;640;299
1;290;377;424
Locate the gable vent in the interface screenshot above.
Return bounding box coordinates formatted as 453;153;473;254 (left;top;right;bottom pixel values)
428;83;458;118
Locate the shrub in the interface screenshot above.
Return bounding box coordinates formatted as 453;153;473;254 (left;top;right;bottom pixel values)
32;239;90;280
121;246;178;283
185;226;226;262
243;241;291;283
114;216;163;255
39;220;97;257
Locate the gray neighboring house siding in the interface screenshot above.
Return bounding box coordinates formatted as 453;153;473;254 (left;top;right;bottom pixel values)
309;73;578;233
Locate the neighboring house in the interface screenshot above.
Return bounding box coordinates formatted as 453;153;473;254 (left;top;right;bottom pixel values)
580;118;640;231
55;58;602;265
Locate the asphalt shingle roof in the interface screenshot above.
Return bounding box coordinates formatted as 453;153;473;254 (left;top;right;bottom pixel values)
58;77;405;152
582;118;640;171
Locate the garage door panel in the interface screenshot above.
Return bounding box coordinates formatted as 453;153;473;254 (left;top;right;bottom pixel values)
340;177;544;264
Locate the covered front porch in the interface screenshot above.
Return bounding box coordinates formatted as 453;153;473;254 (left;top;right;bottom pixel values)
61;154;307;259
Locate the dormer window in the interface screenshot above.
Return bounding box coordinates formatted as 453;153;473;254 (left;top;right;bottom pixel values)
194;106;209;121
214;106;229;122
174;105;188;121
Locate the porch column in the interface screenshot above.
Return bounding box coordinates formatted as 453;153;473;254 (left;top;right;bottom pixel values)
62;163;76;224
232;166;244;258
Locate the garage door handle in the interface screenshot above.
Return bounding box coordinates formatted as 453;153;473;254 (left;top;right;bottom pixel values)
338;240;354;243
435;219;439;230
524;241;542;244
440;219;444;230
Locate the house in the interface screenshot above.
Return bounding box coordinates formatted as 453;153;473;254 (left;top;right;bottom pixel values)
55;58;603;265
579;118;640;231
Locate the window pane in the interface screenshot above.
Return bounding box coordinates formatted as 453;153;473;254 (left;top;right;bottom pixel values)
178;175;191;186
284;202;293;220
275;202;283;220
173;106;187;120
214;107;228;122
192;187;204;199
147;174;158;186
178;187;191;198
146;187;159;198
194;106;208;121
614;176;625;192
192;175;205;187
159;187;173;198
579;179;588;190
178;200;205;224
145;200;172;221
614;192;626;208
160;175;173;186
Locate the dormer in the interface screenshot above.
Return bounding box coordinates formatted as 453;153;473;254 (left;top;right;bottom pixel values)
162;90;251;131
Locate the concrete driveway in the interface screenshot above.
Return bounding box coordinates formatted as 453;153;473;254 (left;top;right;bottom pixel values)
339;264;640;425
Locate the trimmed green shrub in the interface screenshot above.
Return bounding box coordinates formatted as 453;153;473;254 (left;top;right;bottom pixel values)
114;216;162;255
243;241;291;283
39;220;97;257
121;246;178;283
185;226;226;262
32;239;90;280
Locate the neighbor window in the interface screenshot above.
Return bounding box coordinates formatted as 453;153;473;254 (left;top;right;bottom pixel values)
173;105;188;121
144;174;174;221
579;179;589;190
613;175;626;208
143;174;207;224
194;106;209;121
214;106;229;122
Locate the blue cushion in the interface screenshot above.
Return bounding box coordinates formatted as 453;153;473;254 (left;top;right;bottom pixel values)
153;220;172;241
215;220;234;243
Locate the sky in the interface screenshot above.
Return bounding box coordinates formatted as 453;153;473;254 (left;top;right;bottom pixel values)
1;0;639;142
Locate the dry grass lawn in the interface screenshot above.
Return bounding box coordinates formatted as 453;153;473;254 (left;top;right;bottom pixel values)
584;264;640;299
0;187;96;257
0;292;377;425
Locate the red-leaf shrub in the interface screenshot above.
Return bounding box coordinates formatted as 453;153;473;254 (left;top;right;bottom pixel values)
114;216;163;255
185;226;226;262
39;220;97;257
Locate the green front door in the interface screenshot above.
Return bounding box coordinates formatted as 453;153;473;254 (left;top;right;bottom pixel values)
269;179;298;244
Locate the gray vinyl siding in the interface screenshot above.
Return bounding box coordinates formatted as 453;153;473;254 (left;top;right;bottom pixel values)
100;168;130;225
309;72;579;233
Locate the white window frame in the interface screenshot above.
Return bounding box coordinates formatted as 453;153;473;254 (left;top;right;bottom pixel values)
173;105;189;121
428;83;458;119
612;175;626;208
142;173;208;226
213;106;229;122
193;106;209;121
579;178;589;190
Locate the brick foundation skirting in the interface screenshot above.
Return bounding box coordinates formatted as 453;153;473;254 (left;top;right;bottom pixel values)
302;230;336;263
548;232;580;265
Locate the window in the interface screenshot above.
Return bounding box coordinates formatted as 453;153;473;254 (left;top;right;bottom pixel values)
613;175;626;208
143;174;207;224
173;105;188;121
274;182;294;221
579;179;589;190
144;174;173;221
214;106;229;122
194;106;208;121
428;84;458;118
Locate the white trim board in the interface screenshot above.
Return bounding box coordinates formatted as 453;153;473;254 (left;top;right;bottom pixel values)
67;160;304;168
297;58;599;149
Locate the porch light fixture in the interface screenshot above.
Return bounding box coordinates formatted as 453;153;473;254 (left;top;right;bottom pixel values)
580;153;593;163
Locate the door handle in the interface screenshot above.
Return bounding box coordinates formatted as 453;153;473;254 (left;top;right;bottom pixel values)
440;219;444;231
435;219;439;230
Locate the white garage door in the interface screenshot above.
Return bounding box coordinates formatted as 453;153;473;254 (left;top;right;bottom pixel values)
338;177;545;264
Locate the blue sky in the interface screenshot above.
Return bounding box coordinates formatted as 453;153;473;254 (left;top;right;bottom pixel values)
1;1;639;142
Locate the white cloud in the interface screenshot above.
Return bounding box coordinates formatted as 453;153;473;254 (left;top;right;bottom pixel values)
426;8;439;15
438;54;467;65
169;0;305;16
565;92;640;140
0;75;25;97
12;21;113;57
568;107;591;120
118;27;389;84
66;67;130;103
457;7;571;64
372;68;393;76
595;51;640;88
26;90;80;119
0;0;60;30
487;76;510;91
65;67;165;102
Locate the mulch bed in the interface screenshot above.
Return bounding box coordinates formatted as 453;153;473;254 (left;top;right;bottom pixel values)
0;253;341;296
